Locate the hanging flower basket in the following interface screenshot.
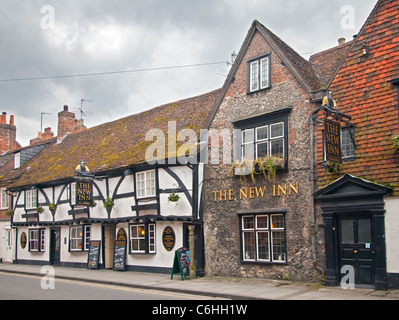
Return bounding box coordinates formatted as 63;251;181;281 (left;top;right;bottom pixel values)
49;203;57;212
392;134;399;154
89;201;97;208
6;209;14;216
231;156;285;182
321;161;342;173
104;197;114;209
36;206;44;214
168;192;180;203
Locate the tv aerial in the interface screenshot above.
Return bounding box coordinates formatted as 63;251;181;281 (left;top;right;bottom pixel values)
79;99;93;120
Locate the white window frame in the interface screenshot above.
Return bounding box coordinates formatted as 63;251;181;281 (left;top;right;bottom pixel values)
249;55;271;93
136;170;156;199
130;223;156;254
241;214;286;263
70;182;76;205
29;229;45;252
14;152;21;169
26;189;37;210
130;224;146;253
69;225;91;252
241;122;285;160
1;188;9;209
341;126;356;159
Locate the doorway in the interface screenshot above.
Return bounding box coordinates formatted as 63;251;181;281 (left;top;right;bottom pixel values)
339;216;375;287
3;228;13;263
50;228;61;266
103;225;116;269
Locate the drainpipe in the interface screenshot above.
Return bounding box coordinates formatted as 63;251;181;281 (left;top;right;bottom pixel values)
309;107;324;274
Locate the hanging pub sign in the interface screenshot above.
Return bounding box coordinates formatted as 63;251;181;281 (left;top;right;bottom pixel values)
76;180;93;206
324;119;342;164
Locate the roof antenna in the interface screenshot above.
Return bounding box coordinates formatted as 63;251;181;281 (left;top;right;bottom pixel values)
41;112;52;133
226;51;237;66
79;99;93;120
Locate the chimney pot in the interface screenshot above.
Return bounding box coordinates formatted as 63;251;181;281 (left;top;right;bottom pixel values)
10;115;14;126
1;112;6;124
338;37;346;45
64;105;69;111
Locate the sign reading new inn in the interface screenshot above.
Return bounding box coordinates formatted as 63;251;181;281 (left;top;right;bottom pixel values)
76;180;93;206
324;119;342;164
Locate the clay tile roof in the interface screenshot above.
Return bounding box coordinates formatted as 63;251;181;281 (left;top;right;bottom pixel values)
10;89;221;189
309;40;354;88
255;21;322;91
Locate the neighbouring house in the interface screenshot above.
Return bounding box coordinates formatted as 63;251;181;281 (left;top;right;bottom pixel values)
7;90;219;274
0;113;55;263
314;0;399;290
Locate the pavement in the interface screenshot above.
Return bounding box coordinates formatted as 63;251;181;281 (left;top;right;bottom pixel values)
1;263;399;300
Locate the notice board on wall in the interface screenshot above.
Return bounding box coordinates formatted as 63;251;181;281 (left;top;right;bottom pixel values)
87;240;101;269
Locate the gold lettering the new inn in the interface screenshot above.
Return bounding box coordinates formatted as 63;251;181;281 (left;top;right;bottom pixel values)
212;183;299;202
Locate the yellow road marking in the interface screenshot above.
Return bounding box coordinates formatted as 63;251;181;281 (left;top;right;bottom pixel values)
0;271;216;300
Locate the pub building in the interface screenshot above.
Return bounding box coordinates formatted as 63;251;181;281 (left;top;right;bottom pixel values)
8;90;219;274
201;20;331;283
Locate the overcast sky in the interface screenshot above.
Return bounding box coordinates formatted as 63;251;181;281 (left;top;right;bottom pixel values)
1;0;378;147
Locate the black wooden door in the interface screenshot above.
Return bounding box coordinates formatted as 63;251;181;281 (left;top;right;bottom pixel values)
339;216;375;286
50;228;61;266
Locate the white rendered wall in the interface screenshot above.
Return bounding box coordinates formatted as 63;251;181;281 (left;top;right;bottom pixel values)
385;196;399;274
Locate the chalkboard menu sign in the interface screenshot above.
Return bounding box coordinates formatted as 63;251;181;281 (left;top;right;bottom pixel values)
87;240;101;269
171;247;190;280
113;240;127;271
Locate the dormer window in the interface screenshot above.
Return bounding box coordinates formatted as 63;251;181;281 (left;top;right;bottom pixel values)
14;152;21;169
248;54;271;93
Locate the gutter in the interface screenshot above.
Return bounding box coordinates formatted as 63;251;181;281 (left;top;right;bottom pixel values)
309;106;324;275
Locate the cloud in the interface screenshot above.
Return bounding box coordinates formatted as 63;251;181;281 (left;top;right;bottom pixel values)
0;0;378;146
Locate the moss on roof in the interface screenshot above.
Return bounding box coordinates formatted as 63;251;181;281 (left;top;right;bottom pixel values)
11;89;221;188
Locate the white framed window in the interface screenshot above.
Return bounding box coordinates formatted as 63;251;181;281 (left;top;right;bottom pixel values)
29;229;45;252
323;126;356;161
130;223;156;254
69;225;91;251
248;55;271;93
25;189;37;210
341;126;356;159
240;214;286;263
70;182;76;205
14;152;21;169
1;188;9;209
241;122;285;160
149;224;156;253
130;224;146;253
136;170;156;198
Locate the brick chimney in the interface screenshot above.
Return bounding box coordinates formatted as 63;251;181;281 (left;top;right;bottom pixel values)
57;105;76;139
0;112;18;154
57;105;87;139
42;127;54;140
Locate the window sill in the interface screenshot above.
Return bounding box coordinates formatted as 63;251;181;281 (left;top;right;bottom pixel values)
129;252;156;255
241;260;288;266
247;86;271;95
